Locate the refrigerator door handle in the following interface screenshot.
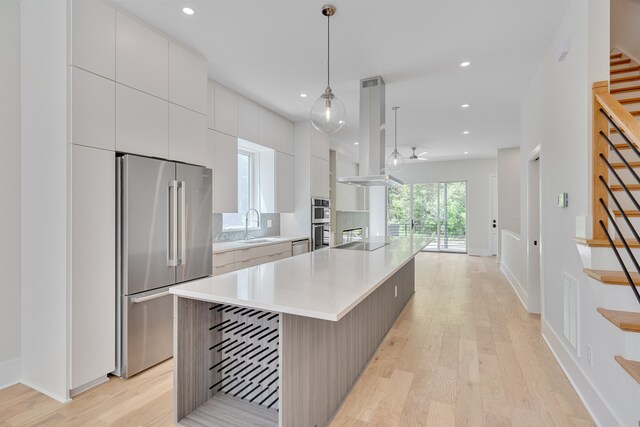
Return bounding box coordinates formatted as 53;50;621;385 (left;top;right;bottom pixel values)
178;181;186;266
131;290;171;304
168;180;179;267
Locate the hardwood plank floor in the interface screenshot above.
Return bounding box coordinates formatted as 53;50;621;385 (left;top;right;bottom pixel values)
0;253;594;426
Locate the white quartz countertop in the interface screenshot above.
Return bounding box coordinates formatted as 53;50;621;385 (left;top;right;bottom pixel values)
172;236;429;321
212;235;309;254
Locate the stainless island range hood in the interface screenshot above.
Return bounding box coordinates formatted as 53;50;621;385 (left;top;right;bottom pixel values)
337;76;403;187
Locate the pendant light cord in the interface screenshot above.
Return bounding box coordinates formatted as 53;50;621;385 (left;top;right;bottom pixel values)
327;13;331;87
394;108;398;151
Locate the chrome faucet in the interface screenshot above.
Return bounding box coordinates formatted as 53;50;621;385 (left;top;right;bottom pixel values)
245;208;261;240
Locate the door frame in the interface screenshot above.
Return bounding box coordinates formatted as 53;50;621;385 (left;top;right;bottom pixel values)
527;145;542;315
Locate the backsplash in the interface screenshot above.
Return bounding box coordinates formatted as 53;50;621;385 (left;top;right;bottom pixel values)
213;213;281;242
335;211;369;245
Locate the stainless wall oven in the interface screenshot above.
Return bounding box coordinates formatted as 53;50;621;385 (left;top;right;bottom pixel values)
311;197;330;223
312;223;330;251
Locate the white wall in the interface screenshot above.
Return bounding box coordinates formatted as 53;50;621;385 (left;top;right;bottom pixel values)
611;0;640;61
394;158;497;256
497;147;521;260
518;1;640;425
20;0;70;402
500;230;526;305
0;0;22;389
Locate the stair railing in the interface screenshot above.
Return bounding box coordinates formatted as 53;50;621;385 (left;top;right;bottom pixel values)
593;81;640;304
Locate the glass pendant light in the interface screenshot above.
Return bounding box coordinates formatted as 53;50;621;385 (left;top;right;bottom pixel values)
310;4;346;135
386;106;405;173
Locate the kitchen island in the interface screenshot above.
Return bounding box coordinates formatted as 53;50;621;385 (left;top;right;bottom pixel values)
171;236;429;426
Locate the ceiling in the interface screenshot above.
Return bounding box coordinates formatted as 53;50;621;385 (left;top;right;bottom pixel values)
112;0;570;162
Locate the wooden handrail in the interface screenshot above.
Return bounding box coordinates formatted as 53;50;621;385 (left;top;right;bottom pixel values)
595;91;640;148
593;81;609;240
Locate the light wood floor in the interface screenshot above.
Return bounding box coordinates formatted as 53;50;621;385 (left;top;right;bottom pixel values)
0;253;594;426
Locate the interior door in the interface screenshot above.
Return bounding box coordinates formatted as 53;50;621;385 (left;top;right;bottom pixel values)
491;175;498;256
176;163;213;283
121;155;176;295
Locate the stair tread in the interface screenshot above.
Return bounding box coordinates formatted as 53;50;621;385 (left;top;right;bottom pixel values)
575;238;640;248
611;75;640;84
611;66;640;75
610;161;640;169
609;143;639;151
614;355;640;384
611;85;640;94
597;307;640;332
610;52;622;59
611;58;632;66
610;183;640;191
613;209;640;217
618;97;640;105
583;268;640;285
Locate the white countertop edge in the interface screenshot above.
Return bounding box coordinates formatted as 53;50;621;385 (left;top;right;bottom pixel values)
212;235;309;254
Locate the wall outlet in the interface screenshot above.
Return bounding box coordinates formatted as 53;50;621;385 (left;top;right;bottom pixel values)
267;219;272;228
394;285;397;298
586;344;593;366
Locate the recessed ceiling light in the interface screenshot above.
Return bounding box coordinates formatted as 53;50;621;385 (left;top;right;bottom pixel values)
460;61;471;67
463;131;470;135
182;7;194;15
464;151;469;154
300;93;307;98
354;142;359;145
461;104;470;108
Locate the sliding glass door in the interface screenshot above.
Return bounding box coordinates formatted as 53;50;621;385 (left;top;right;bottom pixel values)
387;181;467;253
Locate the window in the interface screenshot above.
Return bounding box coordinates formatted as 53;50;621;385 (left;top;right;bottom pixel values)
222;148;259;230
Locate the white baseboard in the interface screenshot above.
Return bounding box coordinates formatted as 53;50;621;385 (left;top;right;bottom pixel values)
20;380;70;404
0;357;21;390
541;319;622;427
500;262;528;310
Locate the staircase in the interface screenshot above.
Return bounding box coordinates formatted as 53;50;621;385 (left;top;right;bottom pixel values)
576;48;640;387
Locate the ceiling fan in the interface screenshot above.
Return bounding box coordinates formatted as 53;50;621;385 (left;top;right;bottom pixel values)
408;147;428;161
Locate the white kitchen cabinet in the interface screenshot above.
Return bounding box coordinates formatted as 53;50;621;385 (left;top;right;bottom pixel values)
71;145;115;390
116;11;168;99
71;0;115;79
116;84;168;159
311;126;330;160
207;81;215;130
238;96;260;143
259;108;277;149
311;156;330;199
169;42;207;114
276;116;294;155
210;130;238;213
71;67;115;151
169;104;207;166
275;152;294;212
213;83;238;137
213;242;292;276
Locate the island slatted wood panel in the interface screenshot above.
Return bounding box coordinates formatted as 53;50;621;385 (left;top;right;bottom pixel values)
280;258;415;426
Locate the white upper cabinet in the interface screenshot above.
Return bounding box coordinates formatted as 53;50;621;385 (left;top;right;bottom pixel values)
259;108;277;149
207;81;215;130
169;104;207;166
169;42;207;114
213;83;238;137
116;84;168;159
211;130;238;213
311;126;330;160
276;116;294;156
116;11;168;99
71;67;115;151
71;0;115;79
238;97;260;143
311;156;330;199
275;152;295;213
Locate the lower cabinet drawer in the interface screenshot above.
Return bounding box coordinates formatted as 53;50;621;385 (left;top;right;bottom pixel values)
212;249;291;276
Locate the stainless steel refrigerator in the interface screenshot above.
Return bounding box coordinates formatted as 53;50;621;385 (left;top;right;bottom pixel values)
115;154;212;378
